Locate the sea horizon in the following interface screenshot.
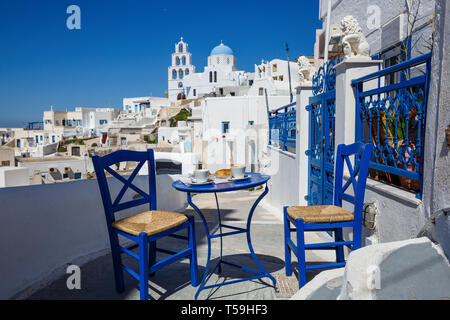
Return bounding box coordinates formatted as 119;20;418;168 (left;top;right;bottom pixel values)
0;120;29;129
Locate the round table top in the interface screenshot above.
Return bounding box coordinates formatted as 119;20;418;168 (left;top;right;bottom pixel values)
172;173;270;194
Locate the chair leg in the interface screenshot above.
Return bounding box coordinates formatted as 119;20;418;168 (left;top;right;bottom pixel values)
284;207;292;277
139;233;149;300
110;233;125;293
149;240;156;277
296;219;307;288
334;228;345;263
188;216;199;287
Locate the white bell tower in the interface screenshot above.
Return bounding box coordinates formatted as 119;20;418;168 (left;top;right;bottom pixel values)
168;37;195;101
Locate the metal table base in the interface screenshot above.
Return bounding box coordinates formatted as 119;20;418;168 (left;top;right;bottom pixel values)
187;185;278;300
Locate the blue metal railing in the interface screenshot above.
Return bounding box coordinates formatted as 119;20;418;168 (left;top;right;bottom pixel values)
268;102;296;152
352;53;432;198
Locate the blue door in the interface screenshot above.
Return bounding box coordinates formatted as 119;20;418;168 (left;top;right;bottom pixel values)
306;61;336;206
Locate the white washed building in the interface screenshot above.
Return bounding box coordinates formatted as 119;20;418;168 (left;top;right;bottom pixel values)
168;38;251;101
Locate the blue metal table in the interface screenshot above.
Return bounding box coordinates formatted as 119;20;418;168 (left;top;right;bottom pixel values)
172;173;278;299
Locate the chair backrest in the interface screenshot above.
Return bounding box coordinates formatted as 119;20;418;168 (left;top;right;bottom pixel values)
334;142;374;228
92;149;157;225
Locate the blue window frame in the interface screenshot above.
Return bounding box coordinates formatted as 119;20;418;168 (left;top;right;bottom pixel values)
221;121;230;134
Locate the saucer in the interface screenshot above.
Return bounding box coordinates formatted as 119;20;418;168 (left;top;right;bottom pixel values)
190;179;215;186
228;175;250;182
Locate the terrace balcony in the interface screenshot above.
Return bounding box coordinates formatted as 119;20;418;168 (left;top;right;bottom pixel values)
0;173;333;300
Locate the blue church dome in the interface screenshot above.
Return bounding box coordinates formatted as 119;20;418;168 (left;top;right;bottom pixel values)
210;42;234;56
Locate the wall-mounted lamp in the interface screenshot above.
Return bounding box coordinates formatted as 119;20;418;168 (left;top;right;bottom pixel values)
363;202;377;231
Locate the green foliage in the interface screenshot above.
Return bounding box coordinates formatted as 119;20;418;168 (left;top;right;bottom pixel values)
64;138;86;146
169;109;192;127
144;135;157;144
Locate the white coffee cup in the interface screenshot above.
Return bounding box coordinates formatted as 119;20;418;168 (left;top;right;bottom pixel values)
193;169;209;183
231;166;246;179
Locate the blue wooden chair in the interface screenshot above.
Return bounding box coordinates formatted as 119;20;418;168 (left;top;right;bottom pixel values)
92;149;199;300
284;142;374;288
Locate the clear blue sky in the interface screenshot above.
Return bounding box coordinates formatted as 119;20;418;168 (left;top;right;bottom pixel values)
0;0;321;127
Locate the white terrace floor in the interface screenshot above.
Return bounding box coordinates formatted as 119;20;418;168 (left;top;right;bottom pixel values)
29;190;336;300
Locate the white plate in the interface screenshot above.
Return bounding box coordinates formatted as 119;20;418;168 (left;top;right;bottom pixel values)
190;179;215;186
228;175;250;182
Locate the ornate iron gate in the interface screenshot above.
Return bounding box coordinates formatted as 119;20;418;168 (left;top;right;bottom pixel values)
306;61;336;205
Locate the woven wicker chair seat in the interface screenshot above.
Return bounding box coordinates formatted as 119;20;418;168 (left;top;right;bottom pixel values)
287;205;354;223
112;211;188;236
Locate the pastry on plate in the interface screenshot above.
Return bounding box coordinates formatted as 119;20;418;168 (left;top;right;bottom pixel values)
215;169;232;179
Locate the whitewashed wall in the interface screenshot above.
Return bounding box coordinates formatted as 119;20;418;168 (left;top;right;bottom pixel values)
319;0;435;58
0;174;187;299
263;147;300;220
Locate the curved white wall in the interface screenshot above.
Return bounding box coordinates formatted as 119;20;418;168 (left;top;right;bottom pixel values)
0;174;187;299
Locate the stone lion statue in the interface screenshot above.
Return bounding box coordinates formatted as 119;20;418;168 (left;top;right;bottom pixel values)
340;15;370;59
297;55;315;86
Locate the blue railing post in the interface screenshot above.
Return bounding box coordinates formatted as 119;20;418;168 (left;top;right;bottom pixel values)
268;102;297;152
283;106;288;151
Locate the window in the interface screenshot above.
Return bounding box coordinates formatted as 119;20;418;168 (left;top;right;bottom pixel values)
248;121;254;126
209;71;213;83
219;88;224;95
258;88;264;96
272;64;277;72
63;173;69;179
221;121;230;134
17;140;21;147
385;55;400;86
279;75;284;81
1;161;10;167
52;136;55;143
35;136;39;143
172;69;177;79
74;172;82;179
227;57;230;64
273;77;278;81
99;120;108;125
230;92;235;96
178;43;183;52
179;69;184;79
193;89;196;96
214;71;217;83
135;105;139;113
185;68;189;76
55;120;59;125
176;57;180;65
182;56;186;65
